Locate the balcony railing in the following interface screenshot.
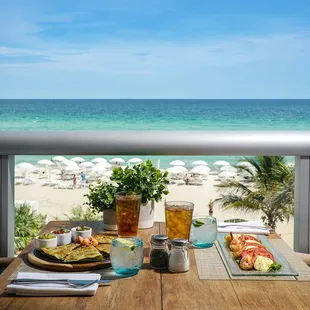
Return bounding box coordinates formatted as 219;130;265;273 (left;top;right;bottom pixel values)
1;131;310;256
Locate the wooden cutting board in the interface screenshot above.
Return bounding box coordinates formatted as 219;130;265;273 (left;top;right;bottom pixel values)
28;249;111;272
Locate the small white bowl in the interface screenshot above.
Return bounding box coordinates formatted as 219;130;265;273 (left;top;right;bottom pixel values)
51;229;72;245
71;226;92;242
35;235;57;249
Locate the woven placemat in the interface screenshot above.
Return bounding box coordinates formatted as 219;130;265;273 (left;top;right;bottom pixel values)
194;239;310;281
193;243;230;280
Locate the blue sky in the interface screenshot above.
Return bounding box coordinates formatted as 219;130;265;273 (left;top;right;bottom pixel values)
0;0;310;98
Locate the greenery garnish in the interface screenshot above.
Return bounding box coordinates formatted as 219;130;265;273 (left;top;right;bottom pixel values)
192;219;205;228
39;233;56;239
76;225;90;231
268;262;282;272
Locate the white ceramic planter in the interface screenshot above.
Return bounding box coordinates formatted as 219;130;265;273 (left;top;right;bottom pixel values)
138;201;155;229
51;230;72;245
103;209;118;231
35;235;57;249
71;226;92;242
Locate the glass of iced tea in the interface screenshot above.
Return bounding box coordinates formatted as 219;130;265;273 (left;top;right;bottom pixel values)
165;201;194;241
116;192;141;237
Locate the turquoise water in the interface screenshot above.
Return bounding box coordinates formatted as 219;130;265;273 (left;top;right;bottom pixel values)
1;99;307;167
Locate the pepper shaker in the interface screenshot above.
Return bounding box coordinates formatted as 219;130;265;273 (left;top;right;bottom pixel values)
150;234;169;269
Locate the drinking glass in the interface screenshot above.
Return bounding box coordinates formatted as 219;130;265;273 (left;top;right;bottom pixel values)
116;192;141;237
191;216;217;248
110;237;144;276
165;201;194;241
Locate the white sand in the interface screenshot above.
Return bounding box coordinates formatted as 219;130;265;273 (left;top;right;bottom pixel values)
15;174;294;248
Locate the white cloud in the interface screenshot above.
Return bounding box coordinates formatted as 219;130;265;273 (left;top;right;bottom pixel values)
0;2;310;98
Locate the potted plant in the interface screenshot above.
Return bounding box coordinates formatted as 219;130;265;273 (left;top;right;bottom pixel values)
85;182;118;230
111;160;169;228
86;160;169;230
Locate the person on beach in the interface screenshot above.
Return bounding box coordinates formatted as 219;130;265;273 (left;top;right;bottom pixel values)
61;169;65;181
183;173;189;185
73;174;77;189
208;199;215;216
80;171;86;188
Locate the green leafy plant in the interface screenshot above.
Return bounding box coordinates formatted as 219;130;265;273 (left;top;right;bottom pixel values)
65;206;101;221
15;203;47;253
85;182;118;213
85;160;169;213
111;160;169;204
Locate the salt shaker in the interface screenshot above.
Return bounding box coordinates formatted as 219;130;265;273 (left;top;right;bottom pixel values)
168;238;190;273
150;234;169;269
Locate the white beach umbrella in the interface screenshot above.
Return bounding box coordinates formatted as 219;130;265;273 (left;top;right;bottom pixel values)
37;159;54;166
52;156;67;162
213;160;230;168
64;165;80;172
16;162;35;179
190;165;211;174
92;157;107;164
37;159;54;180
16;162;34;169
286;162;295;169
218;171;237;178
91;165;107;173
169;160;186;166
220;166;237;173
95;162;112;169
237;161;253;169
128;158;143;164
110;157;125;164
236;161;256;175
191;160;208;166
80;161;94;168
167;166;188;174
70;157;85;163
103;170;113;177
62;160;79;167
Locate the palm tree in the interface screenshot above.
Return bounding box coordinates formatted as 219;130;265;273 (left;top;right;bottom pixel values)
215;156;294;230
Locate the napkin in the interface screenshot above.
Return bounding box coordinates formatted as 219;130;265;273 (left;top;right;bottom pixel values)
6;272;100;296
217;220;270;235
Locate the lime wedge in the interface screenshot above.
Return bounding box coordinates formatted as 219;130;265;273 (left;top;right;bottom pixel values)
117;238;136;251
193;219;205;228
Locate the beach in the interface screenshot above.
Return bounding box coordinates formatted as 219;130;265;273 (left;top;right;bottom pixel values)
15;173;294;248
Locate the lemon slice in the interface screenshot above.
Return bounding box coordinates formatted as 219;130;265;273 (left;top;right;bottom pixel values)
193;219;205;228
117;238;136;251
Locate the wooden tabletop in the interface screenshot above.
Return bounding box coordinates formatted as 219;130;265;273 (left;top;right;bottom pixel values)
1;221;310;310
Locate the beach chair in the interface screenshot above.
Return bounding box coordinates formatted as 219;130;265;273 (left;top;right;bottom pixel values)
23;178;35;185
15;179;23;185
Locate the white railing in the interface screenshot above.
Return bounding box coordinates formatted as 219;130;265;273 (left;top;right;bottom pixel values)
1;131;310;256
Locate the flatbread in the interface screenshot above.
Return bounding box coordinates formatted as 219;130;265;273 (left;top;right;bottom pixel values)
92;235;115;244
39;243;81;261
95;243;111;256
64;245;103;263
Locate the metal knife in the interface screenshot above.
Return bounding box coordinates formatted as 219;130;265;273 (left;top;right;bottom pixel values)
12;279;112;286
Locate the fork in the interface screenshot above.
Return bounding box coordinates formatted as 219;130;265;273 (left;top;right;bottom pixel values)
11;278;109;288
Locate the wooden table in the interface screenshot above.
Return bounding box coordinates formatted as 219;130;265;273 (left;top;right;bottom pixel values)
1;221;310;310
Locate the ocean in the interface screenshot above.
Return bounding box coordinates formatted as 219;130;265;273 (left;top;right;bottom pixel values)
1;99;309;168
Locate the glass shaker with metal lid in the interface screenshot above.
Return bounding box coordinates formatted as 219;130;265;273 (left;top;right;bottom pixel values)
150;234;169;269
168;238;190;273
